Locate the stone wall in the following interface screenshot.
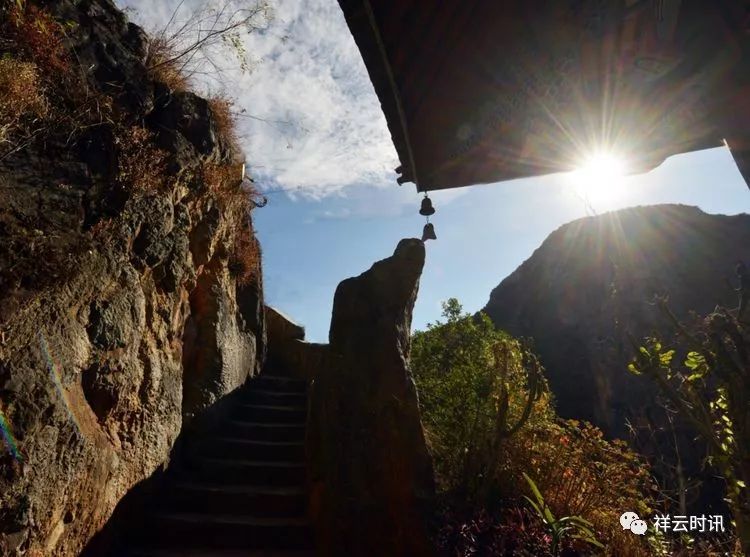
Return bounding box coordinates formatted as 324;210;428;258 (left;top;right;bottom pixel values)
265;306;328;380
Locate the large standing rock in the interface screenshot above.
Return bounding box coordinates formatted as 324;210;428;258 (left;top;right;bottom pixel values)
307;239;435;557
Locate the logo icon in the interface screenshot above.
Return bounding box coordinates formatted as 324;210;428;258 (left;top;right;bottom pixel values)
620;511;647;535
630;519;648;535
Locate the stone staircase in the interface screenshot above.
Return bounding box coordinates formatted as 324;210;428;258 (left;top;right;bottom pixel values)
129;374;313;556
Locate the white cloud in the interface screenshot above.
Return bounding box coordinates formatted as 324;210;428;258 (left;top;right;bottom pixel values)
117;0;400;198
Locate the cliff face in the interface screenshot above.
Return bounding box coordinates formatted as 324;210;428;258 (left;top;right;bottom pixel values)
0;1;265;555
483;204;750;438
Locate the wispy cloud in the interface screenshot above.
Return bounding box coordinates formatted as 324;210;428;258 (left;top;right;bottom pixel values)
117;0;399;198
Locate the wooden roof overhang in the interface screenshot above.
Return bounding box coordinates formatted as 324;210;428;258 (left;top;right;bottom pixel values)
338;0;749;192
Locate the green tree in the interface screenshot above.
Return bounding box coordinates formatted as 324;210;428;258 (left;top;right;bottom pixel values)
411;299;548;501
416;300;656;555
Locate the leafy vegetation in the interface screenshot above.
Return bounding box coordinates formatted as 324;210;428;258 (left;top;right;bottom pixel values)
412;299;655;555
522;472;603;556
412;299;551;501
629;300;750;554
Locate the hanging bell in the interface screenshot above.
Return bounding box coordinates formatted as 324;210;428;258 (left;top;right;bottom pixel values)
422;222;437;241
419;195;435;216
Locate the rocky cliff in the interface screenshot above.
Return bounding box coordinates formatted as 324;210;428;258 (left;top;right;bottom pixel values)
483;204;750;438
0;1;265;554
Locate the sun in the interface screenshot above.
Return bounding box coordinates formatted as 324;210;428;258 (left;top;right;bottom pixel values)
568;152;628;209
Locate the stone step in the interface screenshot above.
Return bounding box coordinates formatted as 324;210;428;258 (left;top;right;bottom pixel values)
224;420;306;442
142;513;313;550
251;375;307;393
159;481;306;517
241;389;307;406
184;457;306;486
230;404;307;424
200;437;305;461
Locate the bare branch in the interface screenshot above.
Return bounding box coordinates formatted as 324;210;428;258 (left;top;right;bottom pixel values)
146;0;272;87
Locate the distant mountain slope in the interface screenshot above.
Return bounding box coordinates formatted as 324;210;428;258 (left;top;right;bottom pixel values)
483;204;750;438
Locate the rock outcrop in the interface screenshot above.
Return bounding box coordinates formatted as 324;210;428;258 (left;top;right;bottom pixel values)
483;204;750;438
307;239;435;557
0;1;265;554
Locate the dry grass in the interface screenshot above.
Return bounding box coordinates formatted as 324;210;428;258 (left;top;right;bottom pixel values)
0;1;115;159
0;57;47;144
198;100;263;287
201;161;242;196
229;222;261;286
115;126;169;192
207;96;240;154
200;161;262;211
1;0;264;287
145;37;190;93
0;1;71;78
2;2;70;75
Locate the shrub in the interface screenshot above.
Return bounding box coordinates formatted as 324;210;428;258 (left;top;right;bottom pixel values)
115;126;168;192
2;1;70;76
412;299;553;500
629;303;750;554
145;37;189;92
412;299;656;556
229;222;261;286
144;1;272;89
508;420;655;556
436;505;556;556
522;472;604;556
0;57;47;144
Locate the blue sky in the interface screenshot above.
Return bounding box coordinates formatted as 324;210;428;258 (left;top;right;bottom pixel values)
118;0;750;342
256;148;750;341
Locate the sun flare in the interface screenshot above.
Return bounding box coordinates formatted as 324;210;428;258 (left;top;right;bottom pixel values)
569;152;628;209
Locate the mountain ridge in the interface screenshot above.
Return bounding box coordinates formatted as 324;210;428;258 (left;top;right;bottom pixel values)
483;203;750;437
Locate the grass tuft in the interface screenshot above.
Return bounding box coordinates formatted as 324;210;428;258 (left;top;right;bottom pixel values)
115;126;169;192
3;1;70;75
230;222;261;286
0;57;47;144
207;96;240;154
145;36;190;93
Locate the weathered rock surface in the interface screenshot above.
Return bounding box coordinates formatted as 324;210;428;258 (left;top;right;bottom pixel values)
181;258;258;419
0;1;265;554
483;204;750;438
307;239;435;557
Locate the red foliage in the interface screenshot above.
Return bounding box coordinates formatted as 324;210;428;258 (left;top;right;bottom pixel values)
4;2;70;75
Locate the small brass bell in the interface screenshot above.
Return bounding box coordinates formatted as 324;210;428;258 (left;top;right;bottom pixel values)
422;222;437;241
419;195;435;216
